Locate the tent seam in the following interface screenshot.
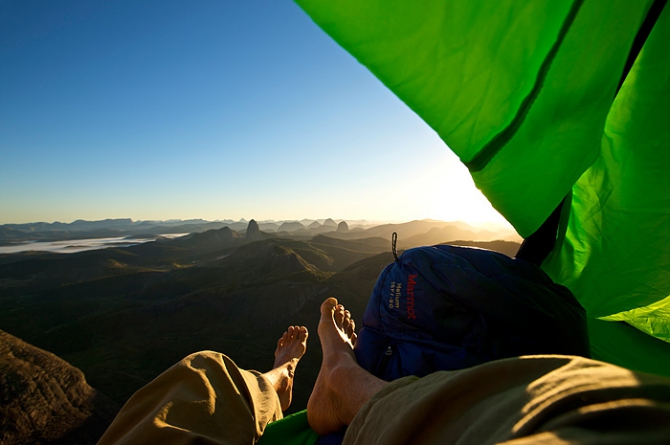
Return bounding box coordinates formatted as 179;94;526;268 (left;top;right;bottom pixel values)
465;0;585;172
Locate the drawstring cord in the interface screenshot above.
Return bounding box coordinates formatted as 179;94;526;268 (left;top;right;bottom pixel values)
392;232;399;262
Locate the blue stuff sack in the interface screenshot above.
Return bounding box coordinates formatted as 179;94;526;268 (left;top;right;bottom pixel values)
353;244;589;381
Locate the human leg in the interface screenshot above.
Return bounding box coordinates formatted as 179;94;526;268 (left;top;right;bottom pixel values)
263;325;309;411
343;355;670;445
307;297;388;435
307;297;670;444
97;326;308;445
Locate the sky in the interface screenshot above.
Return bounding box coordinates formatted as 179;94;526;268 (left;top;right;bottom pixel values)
0;0;511;228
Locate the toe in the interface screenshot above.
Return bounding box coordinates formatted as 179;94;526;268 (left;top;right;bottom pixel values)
346;319;355;338
335;305;346;328
321;297;339;317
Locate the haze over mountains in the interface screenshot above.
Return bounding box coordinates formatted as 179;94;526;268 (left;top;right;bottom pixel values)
0;217;366;242
0;218;521;444
0;217;520;245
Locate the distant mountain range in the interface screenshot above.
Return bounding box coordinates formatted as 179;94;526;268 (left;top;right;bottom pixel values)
0;219;522;444
0;217;521;245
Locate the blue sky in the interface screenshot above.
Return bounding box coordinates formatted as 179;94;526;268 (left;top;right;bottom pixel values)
0;0;509;226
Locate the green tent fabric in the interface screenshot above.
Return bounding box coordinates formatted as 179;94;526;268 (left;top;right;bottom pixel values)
293;0;670;378
258;410;319;445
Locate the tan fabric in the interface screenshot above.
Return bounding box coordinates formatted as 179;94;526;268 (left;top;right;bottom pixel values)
344;355;670;445
96;351;282;445
98;352;670;445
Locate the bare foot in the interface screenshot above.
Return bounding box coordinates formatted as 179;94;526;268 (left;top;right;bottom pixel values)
307;298;362;435
262;325;308;411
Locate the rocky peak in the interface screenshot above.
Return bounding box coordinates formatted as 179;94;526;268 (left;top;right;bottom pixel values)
246;219;262;240
337;221;349;232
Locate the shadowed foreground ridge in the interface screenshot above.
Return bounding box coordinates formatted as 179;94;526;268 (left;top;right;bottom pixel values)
0;330;118;445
